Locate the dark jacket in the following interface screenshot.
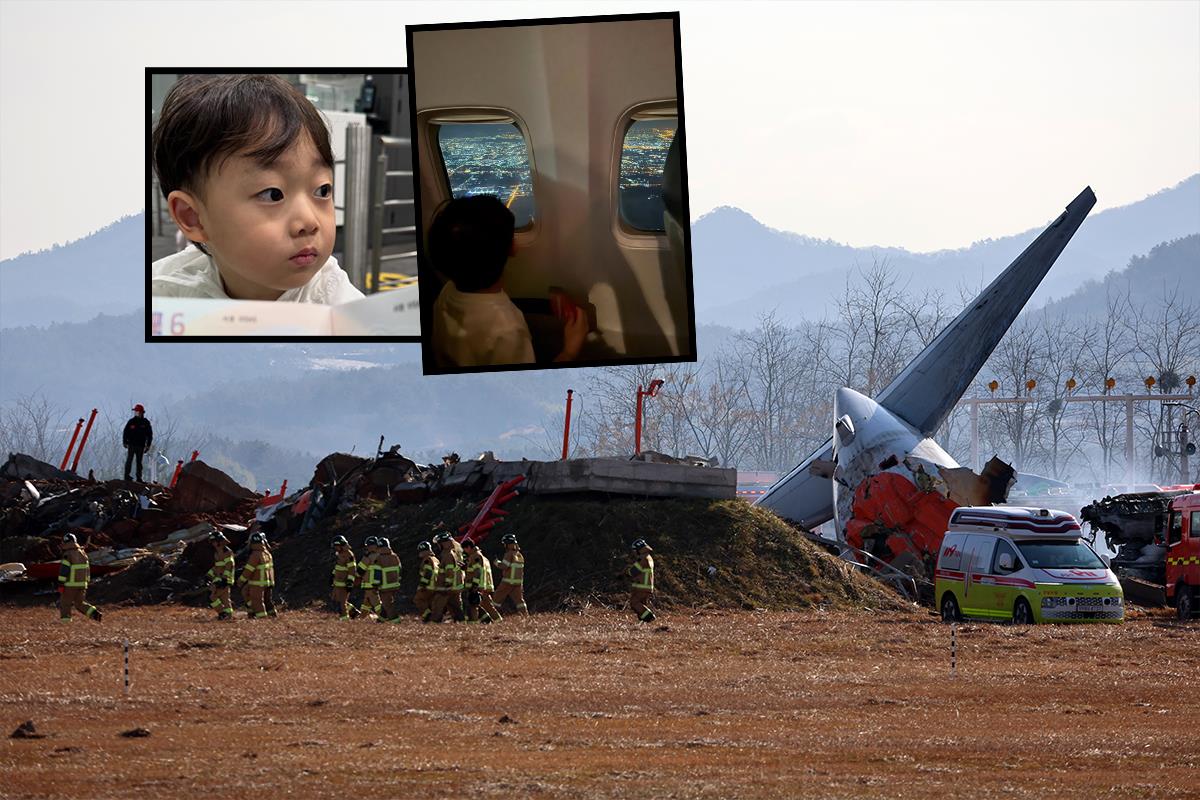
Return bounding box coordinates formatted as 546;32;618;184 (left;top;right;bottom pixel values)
123;416;153;450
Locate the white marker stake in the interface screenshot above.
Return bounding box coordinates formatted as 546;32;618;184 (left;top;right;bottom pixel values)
950;624;957;678
123;639;130;696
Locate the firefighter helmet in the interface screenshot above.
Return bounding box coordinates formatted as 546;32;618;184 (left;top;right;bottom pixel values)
62;533;78;544
631;538;651;552
378;537;391;549
209;531;228;543
364;536;379;547
332;535;349;547
500;534;518;545
416;541;432;552
249;532;267;545
432;531;451;544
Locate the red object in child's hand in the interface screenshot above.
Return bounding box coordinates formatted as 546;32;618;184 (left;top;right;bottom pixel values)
549;288;579;322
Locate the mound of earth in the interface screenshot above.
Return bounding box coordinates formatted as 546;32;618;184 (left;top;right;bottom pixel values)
271;495;910;614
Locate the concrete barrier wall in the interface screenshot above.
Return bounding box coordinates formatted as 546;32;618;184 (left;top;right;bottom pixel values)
441;457;736;500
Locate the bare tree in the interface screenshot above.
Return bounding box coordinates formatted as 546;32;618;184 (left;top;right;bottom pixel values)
0;393;70;464
1077;288;1135;482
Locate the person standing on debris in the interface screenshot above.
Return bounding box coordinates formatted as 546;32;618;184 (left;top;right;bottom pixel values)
628;539;656;623
207;531;235;620
57;533;102;623
354;536;382;618
330;536;359;620
491;534;528;616
122;404;153;482
462;539;499;623
413;541;440;623
430;533;466;623
237;533;274;619
375;538;402;623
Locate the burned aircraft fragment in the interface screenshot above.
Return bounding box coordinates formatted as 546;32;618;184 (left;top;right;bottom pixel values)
757;187;1096;578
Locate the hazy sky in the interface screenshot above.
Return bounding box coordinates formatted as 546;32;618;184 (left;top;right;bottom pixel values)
0;0;1196;260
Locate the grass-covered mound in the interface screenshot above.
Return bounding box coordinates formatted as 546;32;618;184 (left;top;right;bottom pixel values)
272;495;910;614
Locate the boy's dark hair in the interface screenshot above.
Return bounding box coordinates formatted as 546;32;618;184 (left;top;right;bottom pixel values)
427;195;515;292
152;74;334;200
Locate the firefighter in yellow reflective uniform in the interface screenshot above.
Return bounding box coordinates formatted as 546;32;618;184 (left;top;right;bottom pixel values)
414;541;440;623
262;540;278;617
354;537;382;618
628;538;656;623
330;536;359;620
430;533;466;623
207;531;235;620
375;537;402;623
237;533;275;619
462;538;500;623
57;533;101;623
492;534;528;616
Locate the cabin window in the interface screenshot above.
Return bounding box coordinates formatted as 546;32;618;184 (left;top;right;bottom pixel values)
435;122;535;229
1191;511;1200;541
618;118;678;232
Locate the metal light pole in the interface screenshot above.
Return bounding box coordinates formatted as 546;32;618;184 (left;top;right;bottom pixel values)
634;379;664;455
561;389;574;460
1164;402;1200;485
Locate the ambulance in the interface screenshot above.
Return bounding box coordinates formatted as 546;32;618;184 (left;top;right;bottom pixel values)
935;506;1124;624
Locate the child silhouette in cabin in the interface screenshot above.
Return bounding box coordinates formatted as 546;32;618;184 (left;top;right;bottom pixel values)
151;74;362;304
428;195;587;368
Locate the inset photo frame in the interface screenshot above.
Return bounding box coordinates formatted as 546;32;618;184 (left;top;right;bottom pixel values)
146;70;421;340
407;12;695;374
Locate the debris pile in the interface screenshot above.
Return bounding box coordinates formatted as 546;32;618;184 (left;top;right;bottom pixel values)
1;447;906;614
0;453;260;600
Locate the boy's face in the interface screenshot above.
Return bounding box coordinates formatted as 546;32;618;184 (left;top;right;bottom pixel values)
174;133;335;301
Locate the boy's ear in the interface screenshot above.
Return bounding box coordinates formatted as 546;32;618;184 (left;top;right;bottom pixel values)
166;190;208;244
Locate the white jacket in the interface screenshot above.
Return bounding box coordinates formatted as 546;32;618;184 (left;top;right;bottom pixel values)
152;246;364;305
431;282;535;368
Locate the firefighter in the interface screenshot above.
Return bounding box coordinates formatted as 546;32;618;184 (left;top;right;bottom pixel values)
413;541;440;623
429;532;465;623
57;533;101;622
237;533;274;619
355;536;382;618
330;536;359;620
628;538;656;623
492;533;528;616
375;537;402;623
262;537;279;617
462;538;500;623
206;531;235;620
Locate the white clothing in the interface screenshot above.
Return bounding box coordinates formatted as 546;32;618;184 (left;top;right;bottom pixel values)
431;283;535;368
151;246;364;305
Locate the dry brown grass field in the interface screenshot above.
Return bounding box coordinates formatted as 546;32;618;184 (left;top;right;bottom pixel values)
1;606;1197;799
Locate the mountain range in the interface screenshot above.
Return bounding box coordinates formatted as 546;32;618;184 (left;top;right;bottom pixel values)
690;175;1199;328
2;175;1197;331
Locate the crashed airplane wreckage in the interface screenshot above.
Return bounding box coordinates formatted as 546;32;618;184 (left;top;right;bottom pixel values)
756;187;1097;587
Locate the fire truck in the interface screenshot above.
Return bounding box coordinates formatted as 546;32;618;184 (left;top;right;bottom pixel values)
1080;486;1200;620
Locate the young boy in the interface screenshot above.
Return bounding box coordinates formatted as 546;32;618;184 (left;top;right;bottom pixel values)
151;74;363;304
427;195;587;367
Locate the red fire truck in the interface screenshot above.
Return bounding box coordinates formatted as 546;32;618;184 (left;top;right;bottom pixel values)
1164;491;1200;620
